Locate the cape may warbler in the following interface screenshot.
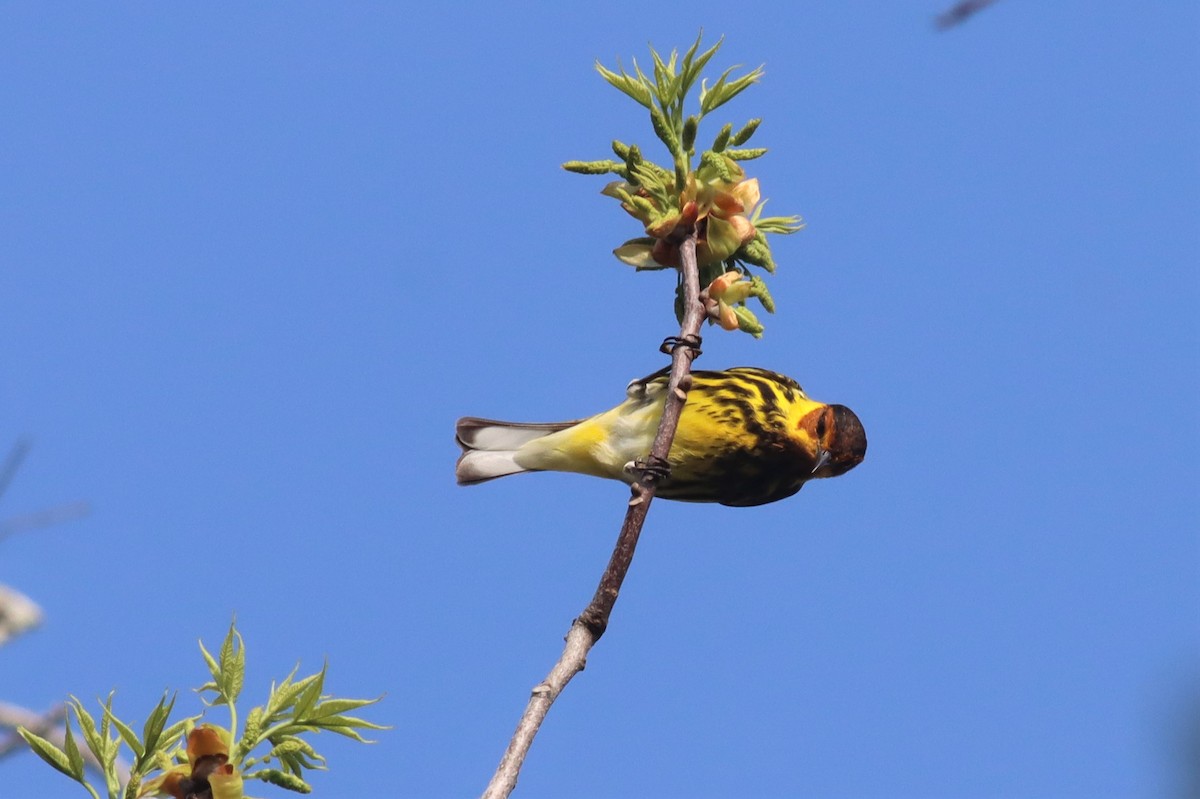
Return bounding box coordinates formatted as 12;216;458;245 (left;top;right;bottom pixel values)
456;367;866;507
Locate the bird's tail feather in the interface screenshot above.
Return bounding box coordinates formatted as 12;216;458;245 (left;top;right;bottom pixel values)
455;417;579;485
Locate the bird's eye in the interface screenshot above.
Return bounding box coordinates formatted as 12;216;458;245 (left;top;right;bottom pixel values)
815;412;828;439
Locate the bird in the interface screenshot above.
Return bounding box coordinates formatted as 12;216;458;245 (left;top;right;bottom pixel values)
455;366;866;507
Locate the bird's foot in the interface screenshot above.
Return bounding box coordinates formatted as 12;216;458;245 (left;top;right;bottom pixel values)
659;333;703;359
625;454;671;481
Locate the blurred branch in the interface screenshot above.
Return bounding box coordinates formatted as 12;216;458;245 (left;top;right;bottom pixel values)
0;438;106;780
482;230;705;799
0;439;32;502
0;500;90;543
0;702;65;756
0;585;43;647
0;437;91;544
936;0;1002;29
0;702;132;783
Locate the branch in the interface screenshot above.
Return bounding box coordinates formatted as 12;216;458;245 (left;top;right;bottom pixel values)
0;438;31;502
482;230;706;799
935;0;1002;29
0;702;65;760
0;701;132;784
0;500;91;543
0;437;91;544
0;584;43;647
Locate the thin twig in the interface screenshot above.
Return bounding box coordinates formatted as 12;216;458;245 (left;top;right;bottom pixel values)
0;439;32;502
0;702;66;758
0;500;91;543
935;0;1002;29
0;437;91;543
482;231;705;799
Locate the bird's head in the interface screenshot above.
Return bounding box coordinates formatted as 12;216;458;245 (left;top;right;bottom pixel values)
799;404;867;478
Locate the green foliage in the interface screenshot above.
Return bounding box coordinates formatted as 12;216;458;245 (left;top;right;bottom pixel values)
564;33;804;338
17;620;385;799
585;33;763;190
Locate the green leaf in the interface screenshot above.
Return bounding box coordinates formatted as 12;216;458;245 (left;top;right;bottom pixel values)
277;751;303;775
219;621;245;705
627;194;658;220
141;693;176;758
628;158;674;189
629;163;672;205
269;670;317;719
104;707;142;762
306;696;383;720
17;727;78;780
98;694;111;737
315;726;376;743
199;638;221;685
650;48;676;107
733;305;764;338
263;664;300;718
69;697;104;765
630;58;656;101
161;715;199;749
613;239;664;270
319;713;389;731
594;62;652;108
270;739;326;772
62;716;87;781
701;65;764;114
104;745;121;799
623;143;642;170
151;719;188;767
753;214;804;235
679;34;723;98
309;713;389;734
291;665;326;722
600;180;634;203
699;65;735;115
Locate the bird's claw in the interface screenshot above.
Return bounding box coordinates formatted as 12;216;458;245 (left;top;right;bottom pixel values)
626;454;671;483
659;334;702;359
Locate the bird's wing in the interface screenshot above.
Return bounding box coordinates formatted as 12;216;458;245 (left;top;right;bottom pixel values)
723;367;806;395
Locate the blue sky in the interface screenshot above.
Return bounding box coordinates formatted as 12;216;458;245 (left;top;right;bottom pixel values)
2;3;1197;797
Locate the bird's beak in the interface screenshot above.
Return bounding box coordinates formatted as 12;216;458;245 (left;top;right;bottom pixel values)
811;449;831;475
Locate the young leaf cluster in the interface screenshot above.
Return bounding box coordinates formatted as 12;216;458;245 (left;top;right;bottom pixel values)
562;33;803;338
232;657;387;792
575;34;764;189
18;692;195;799
18;620;385;799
